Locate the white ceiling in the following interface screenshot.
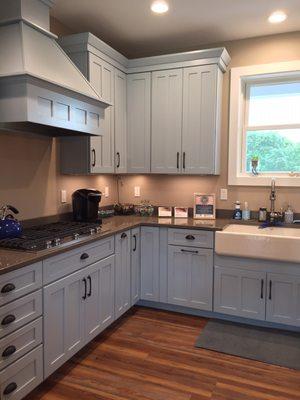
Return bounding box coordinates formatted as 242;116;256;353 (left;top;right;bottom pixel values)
51;0;300;58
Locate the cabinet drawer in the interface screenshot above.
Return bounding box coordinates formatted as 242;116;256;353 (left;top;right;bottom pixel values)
0;318;42;371
168;228;213;248
43;236;115;284
0;345;43;400
0;290;42;339
0;263;42;307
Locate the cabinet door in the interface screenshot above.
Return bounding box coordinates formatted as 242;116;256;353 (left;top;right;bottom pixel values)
114;69;127;173
141;227;160;301
168;246;213;310
151;69;183;174
131;228;141;305
214;266;266;321
266;273;300;327
127;73;151;173
89;54;115;173
43;268;86;378
182;65;220;174
115;231;131;319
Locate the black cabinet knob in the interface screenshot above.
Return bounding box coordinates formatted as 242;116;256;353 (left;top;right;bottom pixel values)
2;345;16;358
80;253;89;260
185;235;195;240
4;382;17;395
1;283;16;293
121;232;127;239
1;314;16;326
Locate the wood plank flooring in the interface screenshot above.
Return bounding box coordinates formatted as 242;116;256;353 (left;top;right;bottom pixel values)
26;307;300;400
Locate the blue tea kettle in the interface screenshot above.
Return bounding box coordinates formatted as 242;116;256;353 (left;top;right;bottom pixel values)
0;205;23;240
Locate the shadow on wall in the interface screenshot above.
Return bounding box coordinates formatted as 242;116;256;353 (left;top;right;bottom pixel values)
0;130;57;219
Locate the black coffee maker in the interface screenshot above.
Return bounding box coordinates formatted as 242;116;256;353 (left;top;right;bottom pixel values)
72;189;102;222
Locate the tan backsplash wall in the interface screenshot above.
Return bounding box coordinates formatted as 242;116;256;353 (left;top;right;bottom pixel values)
119;31;300;212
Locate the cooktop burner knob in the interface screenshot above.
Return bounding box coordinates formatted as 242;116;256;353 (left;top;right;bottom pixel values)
90;228;96;235
46;241;52;249
53;238;61;246
73;233;79;240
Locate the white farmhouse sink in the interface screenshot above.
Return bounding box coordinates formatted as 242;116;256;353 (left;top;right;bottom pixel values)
215;224;300;263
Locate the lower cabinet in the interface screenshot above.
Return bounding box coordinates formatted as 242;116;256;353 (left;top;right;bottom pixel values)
131;228;140;305
168;246;213;310
43;255;115;378
214;266;266;321
0;345;43;400
115;231;131;319
140;227;160;301
266;273;300;327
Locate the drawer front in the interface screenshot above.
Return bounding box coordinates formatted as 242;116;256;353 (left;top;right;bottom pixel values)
168;228;214;248
0;263;42;307
0;345;43;400
0;290;42;339
0;318;42;370
43;236;115;284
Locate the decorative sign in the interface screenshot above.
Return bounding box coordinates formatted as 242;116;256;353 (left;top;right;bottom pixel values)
193;193;216;219
158;206;172;217
174;207;188;218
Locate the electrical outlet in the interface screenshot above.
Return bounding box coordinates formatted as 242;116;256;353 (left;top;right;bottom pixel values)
134;186;141;197
61;190;67;203
220;188;228;201
104;186;109;198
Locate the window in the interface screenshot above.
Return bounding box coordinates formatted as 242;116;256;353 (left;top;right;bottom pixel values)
229;61;300;186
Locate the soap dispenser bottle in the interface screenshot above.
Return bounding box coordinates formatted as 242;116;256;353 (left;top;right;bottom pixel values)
242;202;251;220
233;201;242;220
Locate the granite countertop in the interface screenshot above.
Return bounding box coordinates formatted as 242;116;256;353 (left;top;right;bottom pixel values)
0;215;231;275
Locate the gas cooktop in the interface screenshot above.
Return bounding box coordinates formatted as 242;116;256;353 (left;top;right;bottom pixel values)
0;221;103;251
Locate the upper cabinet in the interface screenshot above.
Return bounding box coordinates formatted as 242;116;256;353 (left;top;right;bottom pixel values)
59;33;230;176
127;73;151;173
151;69;183;174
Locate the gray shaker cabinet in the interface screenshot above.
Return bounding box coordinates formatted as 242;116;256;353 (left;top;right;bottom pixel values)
167;246;213;310
140;227;160;301
115;231;131;319
131;228;141;305
127;73;151;173
266;273;300;327
182;65;222;175
114;69;127;174
214;266;266;321
151;69;183;174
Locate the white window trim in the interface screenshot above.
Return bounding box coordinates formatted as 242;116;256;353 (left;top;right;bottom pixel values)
228;61;300;187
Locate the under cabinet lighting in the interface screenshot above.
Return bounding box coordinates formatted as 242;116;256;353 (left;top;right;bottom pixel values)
268;11;287;24
151;1;169;14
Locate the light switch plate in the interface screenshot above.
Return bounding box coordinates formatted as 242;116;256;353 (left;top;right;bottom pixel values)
104;186;109;198
134;186;141;197
61;190;67;203
220;188;228;201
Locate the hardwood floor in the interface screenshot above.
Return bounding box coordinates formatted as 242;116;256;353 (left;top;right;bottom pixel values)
27;307;300;400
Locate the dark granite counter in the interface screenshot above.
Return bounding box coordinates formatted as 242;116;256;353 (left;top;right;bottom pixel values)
0;216;232;275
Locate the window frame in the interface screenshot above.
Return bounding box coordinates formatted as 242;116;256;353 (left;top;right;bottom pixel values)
228;61;300;187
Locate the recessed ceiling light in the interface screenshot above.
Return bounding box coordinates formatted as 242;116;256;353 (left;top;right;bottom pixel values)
151;1;169;14
268;10;287;24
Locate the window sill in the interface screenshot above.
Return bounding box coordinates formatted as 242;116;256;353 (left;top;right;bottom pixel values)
229;174;300;187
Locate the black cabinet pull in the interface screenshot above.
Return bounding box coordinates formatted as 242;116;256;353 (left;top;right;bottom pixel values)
82;278;87;300
91;149;96;167
133;234;137;252
121;232;127;239
2;345;16;358
185;235;195;241
4;382;17;395
269;280;272;300
261;279;264;299
87;276;92;297
1;314;16;326
183;152;186;169
80;253;89;260
1;283;16;293
181;249;198;254
116;152;120;168
176;152;180;169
